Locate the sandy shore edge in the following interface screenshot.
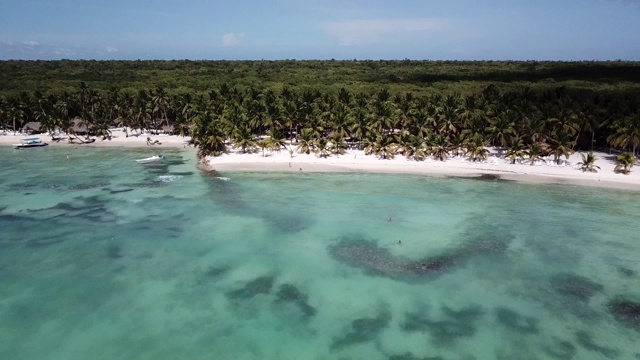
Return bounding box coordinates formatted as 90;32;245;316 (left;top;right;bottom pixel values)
2;131;638;190
0;129;190;148
202;149;640;190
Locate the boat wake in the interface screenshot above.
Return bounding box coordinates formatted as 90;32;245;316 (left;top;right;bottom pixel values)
156;175;182;183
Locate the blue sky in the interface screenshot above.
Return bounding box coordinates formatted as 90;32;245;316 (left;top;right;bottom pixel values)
1;0;639;60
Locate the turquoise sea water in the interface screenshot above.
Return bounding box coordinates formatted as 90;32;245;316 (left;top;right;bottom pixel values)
1;146;639;360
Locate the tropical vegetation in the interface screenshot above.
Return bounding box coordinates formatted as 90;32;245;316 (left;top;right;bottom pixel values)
614;152;637;175
1;60;639;174
577;151;601;173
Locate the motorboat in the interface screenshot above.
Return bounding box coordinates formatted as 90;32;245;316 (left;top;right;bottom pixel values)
136;155;164;164
13;137;49;149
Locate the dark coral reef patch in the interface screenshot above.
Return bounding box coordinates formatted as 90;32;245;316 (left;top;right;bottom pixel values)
331;311;392;350
607;298;640;330
226;275;275;300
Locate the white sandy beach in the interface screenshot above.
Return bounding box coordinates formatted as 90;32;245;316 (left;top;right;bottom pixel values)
0;128;190;148
2;130;639;189
203;146;640;190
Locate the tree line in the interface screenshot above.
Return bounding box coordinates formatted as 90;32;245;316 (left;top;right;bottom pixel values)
2;60;640;97
1;79;639;173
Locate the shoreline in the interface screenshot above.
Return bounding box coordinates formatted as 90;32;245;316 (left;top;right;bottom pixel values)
2;131;638;190
202;149;640;191
0;129;191;149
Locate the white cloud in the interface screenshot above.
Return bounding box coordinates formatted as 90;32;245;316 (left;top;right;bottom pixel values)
106;46;119;53
324;18;448;46
23;40;39;47
221;32;244;47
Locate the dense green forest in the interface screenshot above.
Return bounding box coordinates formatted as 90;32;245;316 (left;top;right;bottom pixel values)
1;60;639;170
2;60;640;96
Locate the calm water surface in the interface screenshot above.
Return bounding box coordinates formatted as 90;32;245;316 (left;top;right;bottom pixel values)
1;146;639;359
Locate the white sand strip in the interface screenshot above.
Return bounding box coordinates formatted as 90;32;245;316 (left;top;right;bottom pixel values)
0;128;191;148
203;148;640;190
2;130;638;189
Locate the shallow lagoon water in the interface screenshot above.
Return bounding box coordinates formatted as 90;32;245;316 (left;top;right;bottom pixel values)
1;146;639;359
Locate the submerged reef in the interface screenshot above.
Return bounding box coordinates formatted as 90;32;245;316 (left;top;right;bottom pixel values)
607;299;640;330
575;330;620;358
329;223;512;281
495;307;538;334
275;284;316;317
402;305;483;346
331;311;391;350
226;275;275;300
617;266;636;278
26;195;118;224
551;273;603;302
543;338;577;360
106;244;123;259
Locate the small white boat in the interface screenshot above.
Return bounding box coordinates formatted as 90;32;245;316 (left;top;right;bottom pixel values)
13;137;49;149
136;155;164;164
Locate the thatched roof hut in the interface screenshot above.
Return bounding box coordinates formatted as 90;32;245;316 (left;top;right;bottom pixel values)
22;121;41;134
72;117;90;134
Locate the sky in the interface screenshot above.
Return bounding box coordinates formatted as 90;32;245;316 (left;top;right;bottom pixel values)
1;0;639;61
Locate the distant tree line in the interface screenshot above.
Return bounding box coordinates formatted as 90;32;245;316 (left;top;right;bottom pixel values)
2;59;640;96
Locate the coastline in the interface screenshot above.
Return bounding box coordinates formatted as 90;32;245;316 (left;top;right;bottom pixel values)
0;129;190;149
202;148;640;191
2;131;638;190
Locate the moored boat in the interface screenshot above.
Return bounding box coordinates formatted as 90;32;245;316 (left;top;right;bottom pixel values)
136;155;164;164
13;137;49;149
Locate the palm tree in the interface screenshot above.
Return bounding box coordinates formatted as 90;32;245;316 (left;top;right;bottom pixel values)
6;96;25;134
315;137;331;158
403;135;427;161
436;94;459;136
504;137;527;164
350;108;369;145
487;110;515;148
192;110;226;158
550;130;576;165
526;142;545;166
428;134;450;161
233;126;257;153
372;135;397;159
466;137;490;162
614;152;637;175
93;121;113;140
449;132;469;158
257;138;270;157
608;113;640;155
362;132;377;155
331;102;351;139
296;128;314;154
577;151;600;173
330;134;347;155
266;129;287;153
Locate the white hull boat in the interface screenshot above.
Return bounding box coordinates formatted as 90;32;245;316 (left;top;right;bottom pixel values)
13;137;48;149
136;155;164;164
